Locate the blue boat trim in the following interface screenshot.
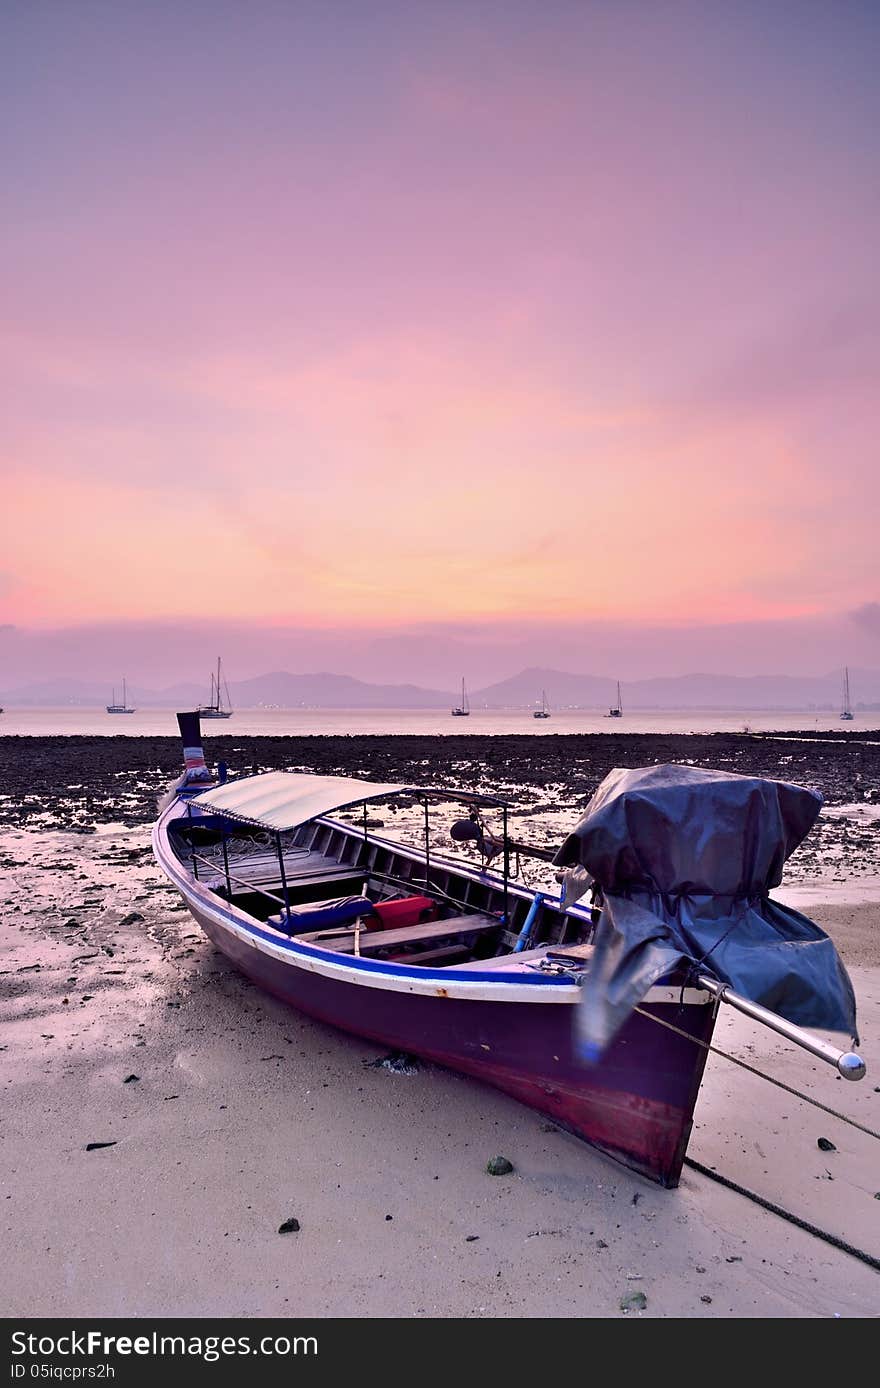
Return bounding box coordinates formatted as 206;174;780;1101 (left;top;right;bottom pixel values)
242;916;573;985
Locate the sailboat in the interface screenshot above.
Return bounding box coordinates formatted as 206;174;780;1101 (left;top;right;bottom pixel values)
106;678;136;714
606;681;623;718
533;689;551;719
841;667;855;721
197;658;233;720
451;678;470;717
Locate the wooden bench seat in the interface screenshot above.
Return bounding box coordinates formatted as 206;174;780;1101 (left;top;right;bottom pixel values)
204;850;366;905
295;912;501;956
225;849;361;886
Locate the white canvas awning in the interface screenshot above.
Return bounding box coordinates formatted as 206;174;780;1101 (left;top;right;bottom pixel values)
191;771;409;832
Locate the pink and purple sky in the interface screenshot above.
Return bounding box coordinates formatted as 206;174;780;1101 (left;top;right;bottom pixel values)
2;1;878;684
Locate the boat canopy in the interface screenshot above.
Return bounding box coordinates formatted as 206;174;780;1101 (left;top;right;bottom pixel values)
192;771;409;831
554;763;858;1059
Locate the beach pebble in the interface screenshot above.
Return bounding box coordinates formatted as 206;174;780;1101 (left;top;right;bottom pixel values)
277;1217;300;1234
122;1074;140;1084
486;1156;514;1176
119;913;144;927
817;1137;836;1152
85;1142;117;1151
619;1291;647;1313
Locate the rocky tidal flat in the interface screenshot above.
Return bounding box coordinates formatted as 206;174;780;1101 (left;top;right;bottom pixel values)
1;731;878;887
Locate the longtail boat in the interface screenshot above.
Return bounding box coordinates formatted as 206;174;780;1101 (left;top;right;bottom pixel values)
151;714;864;1187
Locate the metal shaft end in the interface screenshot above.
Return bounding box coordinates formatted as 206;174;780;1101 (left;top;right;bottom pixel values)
837;1052;866;1081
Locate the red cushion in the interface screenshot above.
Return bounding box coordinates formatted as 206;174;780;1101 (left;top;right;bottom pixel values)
368;895;438;930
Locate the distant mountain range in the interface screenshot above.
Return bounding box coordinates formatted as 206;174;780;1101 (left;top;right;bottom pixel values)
2;665;879;710
474;666;880;710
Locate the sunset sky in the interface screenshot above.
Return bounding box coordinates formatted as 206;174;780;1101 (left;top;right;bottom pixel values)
2;1;878;682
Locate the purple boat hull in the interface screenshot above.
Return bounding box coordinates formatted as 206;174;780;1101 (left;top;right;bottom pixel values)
187;897;716;1186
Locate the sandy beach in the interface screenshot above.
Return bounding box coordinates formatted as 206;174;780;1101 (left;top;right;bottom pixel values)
2;736;878;1319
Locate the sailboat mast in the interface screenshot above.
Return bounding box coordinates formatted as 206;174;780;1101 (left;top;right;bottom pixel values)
840;666;855;720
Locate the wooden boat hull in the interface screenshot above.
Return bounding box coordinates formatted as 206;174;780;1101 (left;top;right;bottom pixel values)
154;798;717;1186
192;898;714;1184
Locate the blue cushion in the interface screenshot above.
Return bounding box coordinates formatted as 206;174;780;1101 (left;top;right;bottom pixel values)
268;896;375;934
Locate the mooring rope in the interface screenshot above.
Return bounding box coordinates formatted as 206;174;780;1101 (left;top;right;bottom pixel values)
629;1004;880;1272
632;1003;880;1141
682;1157;880;1273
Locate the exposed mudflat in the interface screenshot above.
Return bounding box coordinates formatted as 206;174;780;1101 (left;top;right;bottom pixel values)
2;731;878;888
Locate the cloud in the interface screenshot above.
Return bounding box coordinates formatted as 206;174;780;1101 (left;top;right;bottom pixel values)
692;300;880;415
850;603;880;638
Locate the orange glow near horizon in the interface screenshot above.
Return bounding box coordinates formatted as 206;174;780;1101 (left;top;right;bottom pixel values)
0;389;845;630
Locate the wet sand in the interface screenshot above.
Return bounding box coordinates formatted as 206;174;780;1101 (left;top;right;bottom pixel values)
2;735;879;1318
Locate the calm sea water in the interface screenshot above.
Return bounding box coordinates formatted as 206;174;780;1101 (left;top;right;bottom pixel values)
1;707;878;738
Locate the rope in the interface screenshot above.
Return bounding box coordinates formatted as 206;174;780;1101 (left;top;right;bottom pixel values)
405;877;477;918
682;1158;880;1273
633;1004;880;1270
633;1004;880;1142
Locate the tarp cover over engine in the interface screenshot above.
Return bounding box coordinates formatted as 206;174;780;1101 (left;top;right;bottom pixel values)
553;764;858;1060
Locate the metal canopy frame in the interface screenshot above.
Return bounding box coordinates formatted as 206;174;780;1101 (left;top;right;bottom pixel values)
192;773;512;832
187;772;515;926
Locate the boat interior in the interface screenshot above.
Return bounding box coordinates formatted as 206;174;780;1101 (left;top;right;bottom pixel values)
169;812;596;973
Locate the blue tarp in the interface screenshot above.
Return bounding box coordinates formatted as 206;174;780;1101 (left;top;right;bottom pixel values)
553;764;858;1060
